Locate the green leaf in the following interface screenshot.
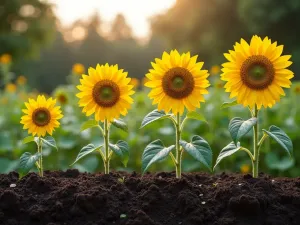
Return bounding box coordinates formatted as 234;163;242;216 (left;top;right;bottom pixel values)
263;125;293;157
229;117;257;145
22;136;35;144
140;110;171;128
71;144;101;166
109;141;129;167
111;119;128;133
179;135;212;171
214;142;241;170
41;136;58;150
221;100;238;109
186;111;207;123
19;152;41;174
81;120;98;131
142;140;175;173
265;152;294;171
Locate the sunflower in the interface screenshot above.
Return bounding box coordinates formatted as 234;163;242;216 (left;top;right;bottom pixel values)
72;63;85;75
54;89;68;105
210;65;221;75
5;83;16;93
76;63;134;122
20;95;63;137
0;54;12;64
221;35;294;109
145;50;210;115
16;75;27;85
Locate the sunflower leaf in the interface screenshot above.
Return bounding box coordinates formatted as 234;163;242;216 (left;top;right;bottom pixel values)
18;152;41;175
142;140;175;173
214;142;241;170
41;136;58;150
22;136;35;144
229;117;257;145
109;140;129;167
221;100;238;109
140;110;171;128
81;120;99;131
186;111;208;123
179;135;212;171
71;144;102;166
263;125;293;158
111;119;128;133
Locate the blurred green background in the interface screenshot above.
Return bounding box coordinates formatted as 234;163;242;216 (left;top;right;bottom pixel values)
0;0;299;176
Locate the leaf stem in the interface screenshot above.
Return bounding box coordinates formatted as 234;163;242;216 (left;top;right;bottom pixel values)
240;147;254;161
97;125;104;135
103;119;110;174
258;133;268;148
175;113;182;179
252;105;259;178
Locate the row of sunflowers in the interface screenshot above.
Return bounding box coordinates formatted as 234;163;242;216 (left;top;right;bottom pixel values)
1;35;300;178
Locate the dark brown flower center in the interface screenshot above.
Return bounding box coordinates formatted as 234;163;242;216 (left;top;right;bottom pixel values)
162;67;194;99
32;108;51;127
240;55;274;90
92;80;120;107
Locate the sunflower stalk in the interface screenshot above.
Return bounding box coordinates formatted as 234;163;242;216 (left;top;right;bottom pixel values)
37;137;43;177
103;119;110;174
175;113;182;179
252;106;259;178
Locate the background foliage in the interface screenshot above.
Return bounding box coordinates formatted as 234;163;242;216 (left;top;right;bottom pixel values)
0;0;299;176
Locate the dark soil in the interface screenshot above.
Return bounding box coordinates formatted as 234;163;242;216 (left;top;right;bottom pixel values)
0;170;300;225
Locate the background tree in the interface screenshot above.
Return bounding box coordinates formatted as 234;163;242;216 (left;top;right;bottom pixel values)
0;0;56;60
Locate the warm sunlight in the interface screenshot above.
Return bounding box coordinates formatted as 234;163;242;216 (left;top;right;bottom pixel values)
49;0;176;38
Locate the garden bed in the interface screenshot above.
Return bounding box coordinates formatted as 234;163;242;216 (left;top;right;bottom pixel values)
0;170;299;225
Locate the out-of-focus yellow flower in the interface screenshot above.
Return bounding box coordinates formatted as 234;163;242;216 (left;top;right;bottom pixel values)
72;63;85;75
54;90;68;105
5;83;17;93
0;54;12;64
293;84;300;94
17;76;27;85
0;97;8;105
130;78;140;88
214;80;224;89
210;65;221;75
240;164;250;174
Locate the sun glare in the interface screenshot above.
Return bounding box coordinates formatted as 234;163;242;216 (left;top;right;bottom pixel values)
49;0;176;38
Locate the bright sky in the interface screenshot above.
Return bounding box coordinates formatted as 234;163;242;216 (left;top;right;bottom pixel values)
48;0;176;38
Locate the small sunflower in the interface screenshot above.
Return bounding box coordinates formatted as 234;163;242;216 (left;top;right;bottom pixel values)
130;78;140;88
76;63;134;122
145;50;210;115
221;35;294;109
292;83;300;95
240;164;250;174
54;89;68;105
20;95;63;137
72;63;85;75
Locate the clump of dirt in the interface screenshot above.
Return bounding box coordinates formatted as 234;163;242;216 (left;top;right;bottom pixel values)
0;170;300;225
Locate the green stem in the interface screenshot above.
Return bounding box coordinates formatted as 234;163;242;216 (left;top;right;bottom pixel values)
253;105;259;178
103;119;110;174
38;137;43;177
175;113;182;179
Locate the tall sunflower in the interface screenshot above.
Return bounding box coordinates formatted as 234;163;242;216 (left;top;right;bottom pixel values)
20;95;63;137
221;35;294;109
76;63;134;122
145;50;210;115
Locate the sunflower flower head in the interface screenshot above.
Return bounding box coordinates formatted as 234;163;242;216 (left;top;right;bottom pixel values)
221;35;294;109
20;95;63;137
5;83;17;93
145;50;210;115
293;83;300;95
54;89;68;105
76;63;134;122
72;63;85;75
0;54;12;64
